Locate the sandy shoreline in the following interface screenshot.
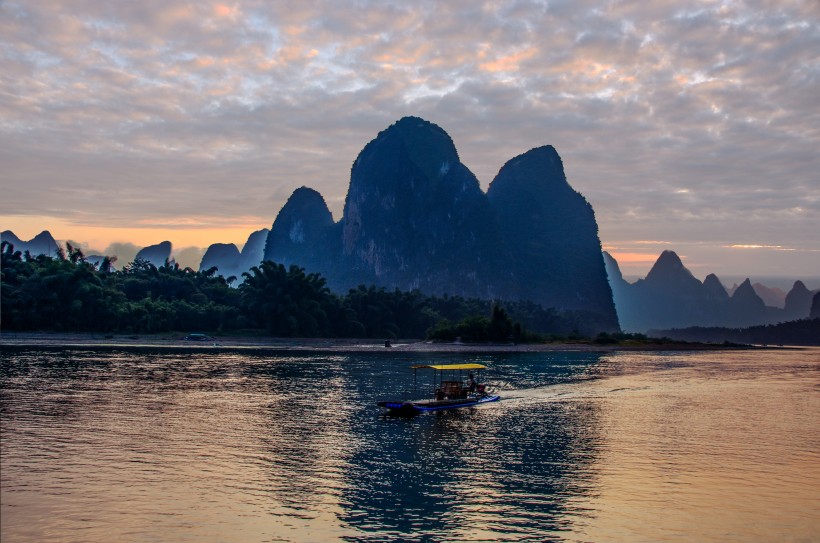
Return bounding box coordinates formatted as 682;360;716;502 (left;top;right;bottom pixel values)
0;331;761;353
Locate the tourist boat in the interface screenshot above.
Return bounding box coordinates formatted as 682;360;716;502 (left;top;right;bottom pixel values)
377;363;500;415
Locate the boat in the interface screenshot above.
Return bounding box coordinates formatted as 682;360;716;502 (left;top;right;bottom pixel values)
377;363;500;415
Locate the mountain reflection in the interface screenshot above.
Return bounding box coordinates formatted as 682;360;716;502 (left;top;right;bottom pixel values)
335;354;605;541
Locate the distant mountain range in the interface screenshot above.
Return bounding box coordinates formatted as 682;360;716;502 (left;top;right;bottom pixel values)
1;230;60;257
604;250;818;332
199;229;269;282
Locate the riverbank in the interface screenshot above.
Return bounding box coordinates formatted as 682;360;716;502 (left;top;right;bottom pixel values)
0;331;765;353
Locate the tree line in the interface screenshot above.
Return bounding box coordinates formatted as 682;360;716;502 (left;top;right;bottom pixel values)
1;241;607;340
648;319;820;346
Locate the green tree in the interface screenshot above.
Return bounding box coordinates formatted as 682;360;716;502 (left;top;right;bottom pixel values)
240;261;341;336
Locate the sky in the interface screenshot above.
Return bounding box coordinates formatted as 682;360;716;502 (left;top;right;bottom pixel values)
1;0;818;279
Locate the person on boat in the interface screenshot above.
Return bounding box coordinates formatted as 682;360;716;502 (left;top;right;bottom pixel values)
467;373;477;393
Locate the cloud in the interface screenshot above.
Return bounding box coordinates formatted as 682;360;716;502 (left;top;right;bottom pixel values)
103;242;142;264
173;246;206;270
0;0;818;277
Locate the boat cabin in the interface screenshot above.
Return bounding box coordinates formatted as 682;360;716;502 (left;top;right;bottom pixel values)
377;362;499;415
410;363;487;400
437;380;466;400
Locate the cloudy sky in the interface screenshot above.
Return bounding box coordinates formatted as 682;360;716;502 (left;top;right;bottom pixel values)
2;0;818;279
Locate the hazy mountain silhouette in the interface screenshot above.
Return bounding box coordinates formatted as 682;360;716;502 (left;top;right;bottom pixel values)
264;187;336;274
605;251;813;332
200;243;241;274
783;280;813;320
238;229;269;272
702;273;729;303
811;292;820;318
1;230;60;257
135;241;172;267
608;250;730;331
1;230;24;247
752;283;786;308
644;250;703;294
730;278;766;313
603;251;630;290
263;116;618;332
200;229;270;282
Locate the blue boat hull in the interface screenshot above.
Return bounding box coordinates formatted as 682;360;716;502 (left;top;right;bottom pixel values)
378;394;500;415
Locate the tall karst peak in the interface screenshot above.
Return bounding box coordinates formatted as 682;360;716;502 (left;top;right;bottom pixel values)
345;117;468;210
265;187;335;271
730;278;766;310
339;116;499;296
703;273;729;302
784;280;813;317
135;241;172;267
31;230;58;245
488;146;571;197
1;230;23;243
368;116;460;179
200;228;270;282
786;280;810;299
1;230;25;250
2;230;59;257
240;229;269;260
647;250;686;276
200;243;241;273
603;251;626;284
644;250;701;291
486;143;618;328
269;188;333;247
280;187;333;221
810;292;820;318
733;278;755;295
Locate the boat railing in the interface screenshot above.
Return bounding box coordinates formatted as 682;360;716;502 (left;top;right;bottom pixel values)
438;380;467;400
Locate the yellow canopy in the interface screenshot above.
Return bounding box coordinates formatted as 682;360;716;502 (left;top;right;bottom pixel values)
410;363;486;370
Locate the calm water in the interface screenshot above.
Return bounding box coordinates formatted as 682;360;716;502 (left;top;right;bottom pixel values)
1;346;818;542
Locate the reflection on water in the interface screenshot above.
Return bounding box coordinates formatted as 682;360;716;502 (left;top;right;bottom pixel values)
1;347;818;542
340;396;602;541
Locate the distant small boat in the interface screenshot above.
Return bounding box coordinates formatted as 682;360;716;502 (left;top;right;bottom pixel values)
377;363;500;416
183;333;213;341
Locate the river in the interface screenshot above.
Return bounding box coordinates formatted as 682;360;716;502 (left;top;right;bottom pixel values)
1;346;818;542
